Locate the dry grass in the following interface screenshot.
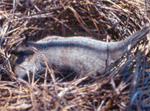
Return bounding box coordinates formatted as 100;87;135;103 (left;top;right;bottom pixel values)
0;0;150;110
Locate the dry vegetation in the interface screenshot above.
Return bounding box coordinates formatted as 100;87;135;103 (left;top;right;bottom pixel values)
0;0;150;110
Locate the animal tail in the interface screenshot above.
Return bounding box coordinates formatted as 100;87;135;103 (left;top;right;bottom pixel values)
123;26;150;47
108;26;150;62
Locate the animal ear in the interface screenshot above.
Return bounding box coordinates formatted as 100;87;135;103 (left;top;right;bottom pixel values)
10;42;34;55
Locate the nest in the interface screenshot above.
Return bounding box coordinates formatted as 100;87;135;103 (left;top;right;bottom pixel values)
0;0;150;110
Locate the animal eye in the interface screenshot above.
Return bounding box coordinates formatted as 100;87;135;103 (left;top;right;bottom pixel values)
16;55;25;64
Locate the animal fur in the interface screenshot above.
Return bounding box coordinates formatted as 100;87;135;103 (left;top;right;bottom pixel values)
13;26;150;80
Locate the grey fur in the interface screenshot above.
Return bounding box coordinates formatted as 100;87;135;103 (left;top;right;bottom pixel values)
14;26;150;80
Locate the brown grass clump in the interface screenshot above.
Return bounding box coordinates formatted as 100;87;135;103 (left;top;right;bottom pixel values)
0;0;150;110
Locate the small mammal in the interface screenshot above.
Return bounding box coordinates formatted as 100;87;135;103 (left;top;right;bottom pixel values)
13;26;150;80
